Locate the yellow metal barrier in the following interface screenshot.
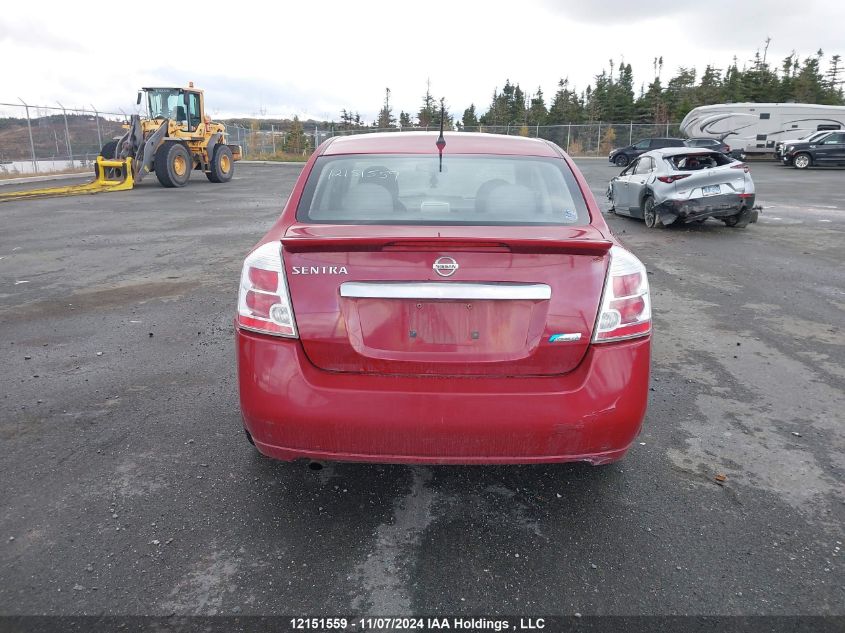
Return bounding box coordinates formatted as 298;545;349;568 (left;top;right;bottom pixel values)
0;157;135;203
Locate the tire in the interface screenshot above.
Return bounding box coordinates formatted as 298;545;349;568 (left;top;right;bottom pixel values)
94;140;119;178
244;427;256;446
614;154;629;167
154;142;192;188
724;211;750;228
206;144;234;183
793;153;811;170
642;196;661;228
100;140;118;159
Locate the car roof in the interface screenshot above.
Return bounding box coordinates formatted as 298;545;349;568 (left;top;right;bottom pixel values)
321;132;560;157
648;147;723;157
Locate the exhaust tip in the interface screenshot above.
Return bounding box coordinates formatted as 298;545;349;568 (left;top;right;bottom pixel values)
307;461;324;471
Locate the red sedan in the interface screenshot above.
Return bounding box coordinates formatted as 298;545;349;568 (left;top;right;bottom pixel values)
236;132;651;465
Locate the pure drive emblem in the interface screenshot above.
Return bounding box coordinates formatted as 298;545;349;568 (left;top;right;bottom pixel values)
433;256;459;277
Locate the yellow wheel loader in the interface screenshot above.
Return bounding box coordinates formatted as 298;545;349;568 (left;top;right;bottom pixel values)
0;84;241;202
106;84;242;187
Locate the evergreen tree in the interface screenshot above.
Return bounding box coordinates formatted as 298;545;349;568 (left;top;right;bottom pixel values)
634;77;665;123
665;67;697;119
283;116;310;154
528;88;548;126
547;78;584;124
510;83;527;124
696;65;723;105
430;97;454;129
339;109;351;130
462;104;479;129
614;62;636;121
793;50;827;103
376;87;396;129
778;53;797;101
399;111;412;129
722;58;744;102
739;50;780;102
417;80;437;128
479;79;531;126
823;54;843;103
586;65;612;121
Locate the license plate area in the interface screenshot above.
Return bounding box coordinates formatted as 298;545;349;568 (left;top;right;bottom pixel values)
344;297;548;360
702;184;721;196
410;301;478;344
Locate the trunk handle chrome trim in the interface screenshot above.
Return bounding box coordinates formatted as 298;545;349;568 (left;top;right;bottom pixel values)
339;282;551;301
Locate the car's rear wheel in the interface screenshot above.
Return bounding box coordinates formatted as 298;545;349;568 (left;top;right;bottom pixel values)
793;153;812;169
614;154;629;167
642;196;661;228
243;427;269;458
724;211;750;228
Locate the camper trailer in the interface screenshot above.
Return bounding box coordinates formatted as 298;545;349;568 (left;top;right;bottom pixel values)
680;103;845;158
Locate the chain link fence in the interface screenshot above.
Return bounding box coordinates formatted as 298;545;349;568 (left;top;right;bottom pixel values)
210;122;684;161
0;100;682;178
0;101;129;178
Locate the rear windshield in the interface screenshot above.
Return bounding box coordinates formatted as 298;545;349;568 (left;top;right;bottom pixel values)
665;152;735;170
296;154;590;225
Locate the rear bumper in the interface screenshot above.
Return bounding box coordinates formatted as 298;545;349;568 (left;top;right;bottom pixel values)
657;193;756;223
237;330;651;465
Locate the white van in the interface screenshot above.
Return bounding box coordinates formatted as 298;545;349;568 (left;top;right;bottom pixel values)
680;103;845;158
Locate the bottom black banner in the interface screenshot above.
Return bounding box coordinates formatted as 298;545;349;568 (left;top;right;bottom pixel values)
0;616;843;633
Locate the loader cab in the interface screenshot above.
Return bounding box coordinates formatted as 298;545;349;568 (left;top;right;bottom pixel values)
143;87;204;132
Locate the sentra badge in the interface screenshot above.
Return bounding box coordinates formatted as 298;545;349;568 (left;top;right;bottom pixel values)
290;266;349;275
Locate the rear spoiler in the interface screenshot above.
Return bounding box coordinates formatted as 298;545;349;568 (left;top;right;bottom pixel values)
281;236;613;256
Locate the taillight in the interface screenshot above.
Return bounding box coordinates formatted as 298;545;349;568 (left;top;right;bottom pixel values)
731;163;750;173
657;174;690;183
237;241;297;337
593;246;651;343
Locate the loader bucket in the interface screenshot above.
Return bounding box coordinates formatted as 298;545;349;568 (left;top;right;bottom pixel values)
0;157;135;203
95;156;134;187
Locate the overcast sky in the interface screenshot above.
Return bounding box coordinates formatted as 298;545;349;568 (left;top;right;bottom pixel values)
2;0;843;121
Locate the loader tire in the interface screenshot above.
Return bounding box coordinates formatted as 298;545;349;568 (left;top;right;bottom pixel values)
206;144;234;183
100;140;118;159
154;143;192;188
94;140;119;179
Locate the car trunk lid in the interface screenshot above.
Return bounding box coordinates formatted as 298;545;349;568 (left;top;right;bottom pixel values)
672;164;749;199
283;225;611;376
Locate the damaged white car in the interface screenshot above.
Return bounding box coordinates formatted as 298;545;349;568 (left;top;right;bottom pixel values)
607;147;758;228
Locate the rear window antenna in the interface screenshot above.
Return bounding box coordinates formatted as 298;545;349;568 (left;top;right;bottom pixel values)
436;98;446;172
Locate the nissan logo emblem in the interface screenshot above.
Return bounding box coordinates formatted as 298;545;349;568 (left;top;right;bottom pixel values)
433;256;459;277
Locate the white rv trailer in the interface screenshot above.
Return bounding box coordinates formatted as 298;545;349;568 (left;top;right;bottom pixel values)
680;103;845;157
